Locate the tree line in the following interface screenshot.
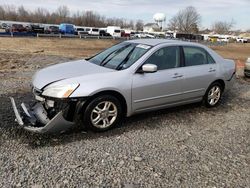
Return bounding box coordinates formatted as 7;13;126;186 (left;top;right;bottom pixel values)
167;6;236;34
0;5;237;34
0;5;144;30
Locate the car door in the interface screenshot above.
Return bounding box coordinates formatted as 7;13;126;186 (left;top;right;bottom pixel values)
180;46;217;100
132;46;184;112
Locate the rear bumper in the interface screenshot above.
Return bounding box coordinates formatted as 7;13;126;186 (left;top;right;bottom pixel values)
10;97;75;134
225;72;236;91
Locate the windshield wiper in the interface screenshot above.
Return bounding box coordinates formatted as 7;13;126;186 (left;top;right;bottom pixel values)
116;47;135;70
100;45;130;67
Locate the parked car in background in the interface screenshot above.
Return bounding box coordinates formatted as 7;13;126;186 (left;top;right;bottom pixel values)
209;36;218;43
5;24;26;33
132;32;143;38
88;28;100;36
132;32;155;38
10;39;235;134
218;37;230;43
244;57;250;78
107;26;121;37
165;33;173;38
29;24;45;34
75;27;89;35
155;33;166;39
99;29;111;37
1;22;8;29
44;25;59;34
121;30;130;37
145;33;155;38
236;37;248;43
59;23;75;35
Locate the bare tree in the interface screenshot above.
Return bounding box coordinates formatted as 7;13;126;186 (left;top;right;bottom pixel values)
17;6;29;21
32;7;49;23
128;20;134;29
56;5;69;18
55;5;70;23
0;4;140;29
135;20;144;31
3;5;18;21
168;6;201;33
73;11;83;26
212;20;235;34
0;6;6;20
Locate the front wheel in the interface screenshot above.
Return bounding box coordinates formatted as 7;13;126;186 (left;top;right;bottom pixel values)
204;82;222;107
83;95;122;132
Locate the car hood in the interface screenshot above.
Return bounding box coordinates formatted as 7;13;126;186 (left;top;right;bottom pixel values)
32;59;114;89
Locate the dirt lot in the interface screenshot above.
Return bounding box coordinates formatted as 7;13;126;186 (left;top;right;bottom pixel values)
0;38;249;187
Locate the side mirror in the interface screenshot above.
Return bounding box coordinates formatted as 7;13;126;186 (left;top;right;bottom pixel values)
142;64;158;73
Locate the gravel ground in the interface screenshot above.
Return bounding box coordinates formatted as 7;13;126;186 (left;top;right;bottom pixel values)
0;55;249;187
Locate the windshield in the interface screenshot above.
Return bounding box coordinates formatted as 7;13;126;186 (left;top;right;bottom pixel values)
88;42;152;70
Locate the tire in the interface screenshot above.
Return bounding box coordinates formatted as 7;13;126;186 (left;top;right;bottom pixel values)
245;73;250;78
83;95;122;132
204;82;223;108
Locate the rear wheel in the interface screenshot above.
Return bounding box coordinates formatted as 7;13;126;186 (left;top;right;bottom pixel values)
204;82;222;107
245;72;250;78
83;95;122;132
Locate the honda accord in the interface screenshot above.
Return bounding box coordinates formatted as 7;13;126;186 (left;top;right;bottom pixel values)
10;39;236;133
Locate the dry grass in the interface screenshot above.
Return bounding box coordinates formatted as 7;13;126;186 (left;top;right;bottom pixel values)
0;37;118;58
0;37;249;62
210;43;250;61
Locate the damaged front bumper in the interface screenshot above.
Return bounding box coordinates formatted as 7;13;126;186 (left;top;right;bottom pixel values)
10;96;81;134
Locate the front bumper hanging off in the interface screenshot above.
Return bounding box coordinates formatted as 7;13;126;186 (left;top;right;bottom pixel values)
10;97;75;134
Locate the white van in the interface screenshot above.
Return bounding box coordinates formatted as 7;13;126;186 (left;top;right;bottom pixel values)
88;28;100;36
107;26;121;37
218;36;231;43
75;27;88;35
236;37;248;43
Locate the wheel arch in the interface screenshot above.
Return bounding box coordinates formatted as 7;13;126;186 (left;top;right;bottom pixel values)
210;79;225;92
80;90;128;117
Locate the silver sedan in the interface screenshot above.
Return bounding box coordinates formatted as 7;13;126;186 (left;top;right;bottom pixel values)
10;39;236;133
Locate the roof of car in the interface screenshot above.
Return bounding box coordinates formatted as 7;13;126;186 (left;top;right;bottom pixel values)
127;39;200;47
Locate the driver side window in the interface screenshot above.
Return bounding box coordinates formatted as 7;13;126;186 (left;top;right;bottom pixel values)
144;46;180;70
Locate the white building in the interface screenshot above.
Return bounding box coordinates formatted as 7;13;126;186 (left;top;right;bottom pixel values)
143;23;160;33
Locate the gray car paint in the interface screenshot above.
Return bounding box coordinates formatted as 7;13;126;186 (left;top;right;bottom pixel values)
23;111;74;134
32;39;235;117
32;59;115;89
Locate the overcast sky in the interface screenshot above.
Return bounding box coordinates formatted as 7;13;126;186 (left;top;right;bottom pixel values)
0;0;249;30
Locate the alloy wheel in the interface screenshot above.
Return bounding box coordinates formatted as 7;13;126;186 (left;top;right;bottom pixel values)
90;101;118;129
208;86;221;106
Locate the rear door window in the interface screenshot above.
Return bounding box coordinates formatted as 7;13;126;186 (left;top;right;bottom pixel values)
207;53;216;64
183;47;208;66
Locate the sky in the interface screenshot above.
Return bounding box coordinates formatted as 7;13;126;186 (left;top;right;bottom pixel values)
0;0;249;30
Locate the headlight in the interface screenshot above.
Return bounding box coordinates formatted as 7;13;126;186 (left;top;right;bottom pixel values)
42;83;79;98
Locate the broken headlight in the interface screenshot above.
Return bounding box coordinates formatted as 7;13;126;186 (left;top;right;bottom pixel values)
42;83;79;98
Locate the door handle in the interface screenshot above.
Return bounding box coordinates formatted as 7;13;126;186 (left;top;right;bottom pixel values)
208;68;216;72
172;73;183;78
